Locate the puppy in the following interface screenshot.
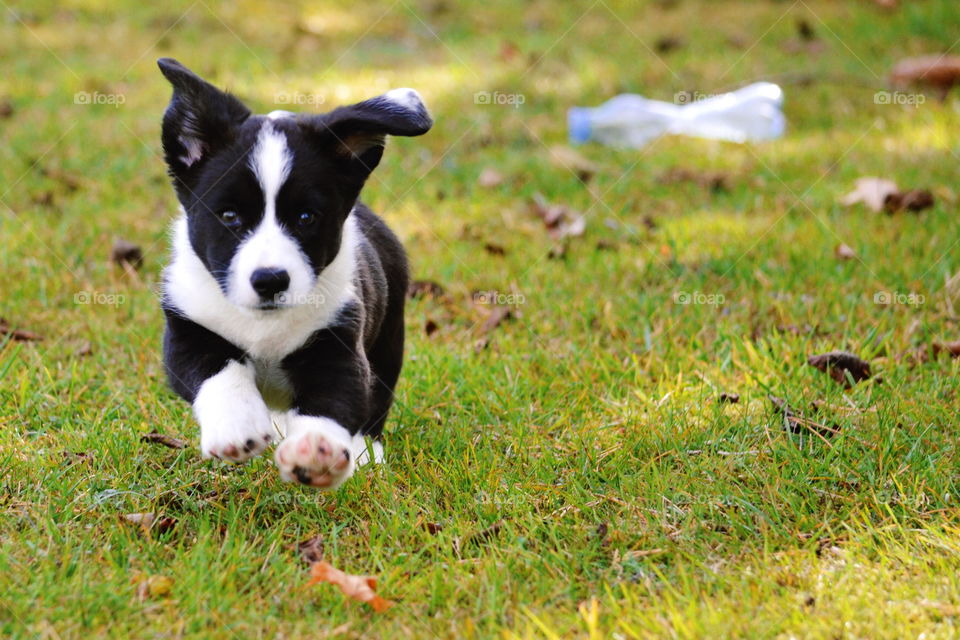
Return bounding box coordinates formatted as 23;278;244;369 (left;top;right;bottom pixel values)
156;58;431;489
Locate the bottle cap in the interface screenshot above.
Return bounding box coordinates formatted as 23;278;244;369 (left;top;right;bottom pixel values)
568;108;591;144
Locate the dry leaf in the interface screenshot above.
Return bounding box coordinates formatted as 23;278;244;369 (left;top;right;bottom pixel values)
549;145;598;183
483;242;506;256
306;561;394;613
123;512;177;535
407;280;445;299
769;395;839;438
932;341;960;358
0;318;42;342
133;574;173;602
807;351;872;387
124;512;156;528
298;535;325;564
891;55;960;99
477;168;505;188
141;432;187;449
424;318;439;337
111;239;143;270
840;177;899;212
896;189;935;213
654;36;683;54
659;167;730;193
718;392;740;404
834;243;856;260
530;193;586;241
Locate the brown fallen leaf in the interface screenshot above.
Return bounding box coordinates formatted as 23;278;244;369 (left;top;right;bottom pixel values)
141;432;187;449
835;243;856;260
530;193;586;241
0;318;43;342
306;561;394;613
807;351;872;387
123;512;177;535
769;395;839;438
658;167;730;193
132;573;174;602
407;280;445;299
424;318;439;337
455;519;506;554
549;145;598;183
655;35;683;54
896;189;935;213
0;99;12;119
718;392;740;404
477;167;505;188
298;535;325;564
483;242;506;256
840;177;899;212
932;341;960;358
891;55;960;100
111;239;143;270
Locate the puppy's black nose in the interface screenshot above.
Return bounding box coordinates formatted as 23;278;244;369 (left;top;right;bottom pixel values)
250;268;290;300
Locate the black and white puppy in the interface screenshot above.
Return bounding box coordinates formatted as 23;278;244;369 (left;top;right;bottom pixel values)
157;58;431;489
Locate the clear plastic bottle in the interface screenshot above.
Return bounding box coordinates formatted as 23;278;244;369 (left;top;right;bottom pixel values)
568;82;785;148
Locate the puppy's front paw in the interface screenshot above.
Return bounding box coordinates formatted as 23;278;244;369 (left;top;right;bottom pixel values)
199;410;275;462
194;361;275;462
275;415;355;489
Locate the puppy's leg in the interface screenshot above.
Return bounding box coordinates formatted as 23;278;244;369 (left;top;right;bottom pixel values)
194;360;275;461
273;306;372;489
163;310;274;462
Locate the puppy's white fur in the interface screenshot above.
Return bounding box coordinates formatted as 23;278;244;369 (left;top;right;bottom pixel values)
194;359;274;460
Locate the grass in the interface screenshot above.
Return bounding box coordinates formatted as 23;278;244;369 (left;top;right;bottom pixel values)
2;0;960;637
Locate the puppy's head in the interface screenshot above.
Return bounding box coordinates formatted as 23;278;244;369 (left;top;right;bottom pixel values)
157;58;431;310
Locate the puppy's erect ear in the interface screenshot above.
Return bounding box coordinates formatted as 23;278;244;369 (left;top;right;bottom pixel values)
299;88;432;184
157;58;251;191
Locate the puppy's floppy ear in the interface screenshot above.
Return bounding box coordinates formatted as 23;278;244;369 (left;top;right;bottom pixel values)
299;88;432;183
157;58;251;190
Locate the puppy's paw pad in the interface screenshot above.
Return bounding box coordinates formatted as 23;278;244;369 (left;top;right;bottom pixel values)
275;421;354;489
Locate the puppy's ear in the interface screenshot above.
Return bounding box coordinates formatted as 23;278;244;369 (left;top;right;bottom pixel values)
299;88;432;185
157;58;251;191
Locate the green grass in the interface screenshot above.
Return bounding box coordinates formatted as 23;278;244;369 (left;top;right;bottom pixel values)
2;0;960;637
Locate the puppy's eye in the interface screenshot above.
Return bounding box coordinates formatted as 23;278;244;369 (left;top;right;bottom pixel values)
297;212;316;227
219;211;241;227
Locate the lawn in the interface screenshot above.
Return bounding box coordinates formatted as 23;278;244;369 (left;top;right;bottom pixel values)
2;0;960;638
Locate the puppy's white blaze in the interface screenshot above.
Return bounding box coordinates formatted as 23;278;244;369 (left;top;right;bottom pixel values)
165;210;360;361
384;88;424;112
228;123;312;308
266;110;293;120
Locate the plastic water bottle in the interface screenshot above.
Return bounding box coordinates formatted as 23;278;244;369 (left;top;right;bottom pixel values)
568;82;785;148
